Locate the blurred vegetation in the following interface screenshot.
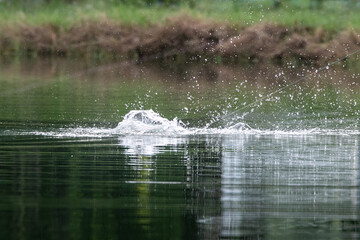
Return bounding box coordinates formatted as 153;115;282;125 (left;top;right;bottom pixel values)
1;0;360;8
0;0;359;28
0;0;359;60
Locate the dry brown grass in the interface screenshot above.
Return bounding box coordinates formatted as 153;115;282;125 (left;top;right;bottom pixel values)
1;16;359;65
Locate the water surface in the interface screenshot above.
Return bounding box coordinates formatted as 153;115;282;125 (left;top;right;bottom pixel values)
0;59;360;239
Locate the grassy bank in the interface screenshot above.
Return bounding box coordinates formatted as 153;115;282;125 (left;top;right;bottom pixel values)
0;0;360;64
1;0;360;30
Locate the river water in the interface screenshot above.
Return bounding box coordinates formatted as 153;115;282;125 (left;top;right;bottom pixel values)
0;59;360;239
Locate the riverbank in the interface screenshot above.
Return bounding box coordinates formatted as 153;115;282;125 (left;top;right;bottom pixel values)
2;17;359;65
1;1;360;65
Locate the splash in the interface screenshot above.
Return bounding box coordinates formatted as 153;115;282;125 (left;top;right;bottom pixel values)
1;110;359;138
114;110;190;135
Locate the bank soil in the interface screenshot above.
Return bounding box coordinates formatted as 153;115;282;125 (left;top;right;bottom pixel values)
1;16;359;64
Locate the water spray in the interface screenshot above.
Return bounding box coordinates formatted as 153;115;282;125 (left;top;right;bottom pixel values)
209;48;360;127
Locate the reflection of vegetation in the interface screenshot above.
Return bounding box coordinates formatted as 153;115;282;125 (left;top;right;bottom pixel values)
0;60;360;128
136;156;151;230
1;132;359;239
0;135;223;239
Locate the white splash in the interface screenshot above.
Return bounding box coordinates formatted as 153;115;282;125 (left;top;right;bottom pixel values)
113;110;190;135
2;110;359;137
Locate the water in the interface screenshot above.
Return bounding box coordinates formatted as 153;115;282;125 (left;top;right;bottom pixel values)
1;59;360;239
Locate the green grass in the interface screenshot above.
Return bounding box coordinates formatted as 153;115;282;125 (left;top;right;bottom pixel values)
0;0;359;31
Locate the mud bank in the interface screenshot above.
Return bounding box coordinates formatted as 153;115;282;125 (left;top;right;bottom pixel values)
1;16;360;65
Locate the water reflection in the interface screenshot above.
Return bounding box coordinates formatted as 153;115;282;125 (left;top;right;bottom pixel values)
114;133;360;239
200;134;360;239
119;135;187;156
1;59;360;130
2;57;360;240
1;132;359;239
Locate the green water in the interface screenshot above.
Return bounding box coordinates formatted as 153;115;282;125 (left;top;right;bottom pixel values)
0;60;360;239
